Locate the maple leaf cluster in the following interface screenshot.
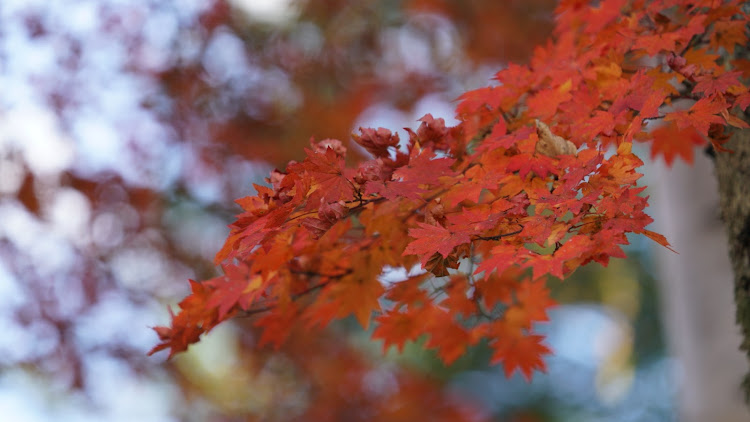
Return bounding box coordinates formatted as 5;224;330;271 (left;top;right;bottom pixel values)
152;0;750;381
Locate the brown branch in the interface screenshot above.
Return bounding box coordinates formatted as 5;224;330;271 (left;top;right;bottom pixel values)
473;226;524;242
237;269;352;318
289;268;352;278
237;281;329;318
475;297;495;320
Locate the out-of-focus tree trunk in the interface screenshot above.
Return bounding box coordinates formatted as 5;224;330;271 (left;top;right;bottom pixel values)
650;143;750;421
715;129;750;402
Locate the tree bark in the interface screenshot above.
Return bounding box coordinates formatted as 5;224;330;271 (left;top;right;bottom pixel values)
715;129;750;402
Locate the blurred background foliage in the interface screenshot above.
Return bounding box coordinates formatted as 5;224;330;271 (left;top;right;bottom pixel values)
0;0;676;420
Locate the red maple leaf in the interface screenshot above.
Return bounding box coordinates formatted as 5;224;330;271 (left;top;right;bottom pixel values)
393;146;456;185
577;110;616;142
403;222;471;267
693;71;743;96
405;114;451;151
373;310;425;353
514;279;556;325
475;243;520;278
306;276;383;330
664;96;727;137
489;321;551;381
364;179;424;200
423;310;477;365
352;127;400;158
647;122;706;166
507;152;558;179
527;82;573;120
524;236;592;280
292;146;356;204
456;87;501;115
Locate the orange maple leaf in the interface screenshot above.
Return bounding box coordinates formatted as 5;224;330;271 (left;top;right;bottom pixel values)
489;321;551;381
647;122;706;166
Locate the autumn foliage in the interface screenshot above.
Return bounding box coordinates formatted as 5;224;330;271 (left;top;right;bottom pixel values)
152;0;750;381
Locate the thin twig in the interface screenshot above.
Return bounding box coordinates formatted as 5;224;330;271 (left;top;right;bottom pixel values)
473;226;524;242
236;272;348;318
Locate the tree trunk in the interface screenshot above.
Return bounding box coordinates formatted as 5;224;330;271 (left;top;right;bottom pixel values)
650;146;750;421
715;129;750;402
